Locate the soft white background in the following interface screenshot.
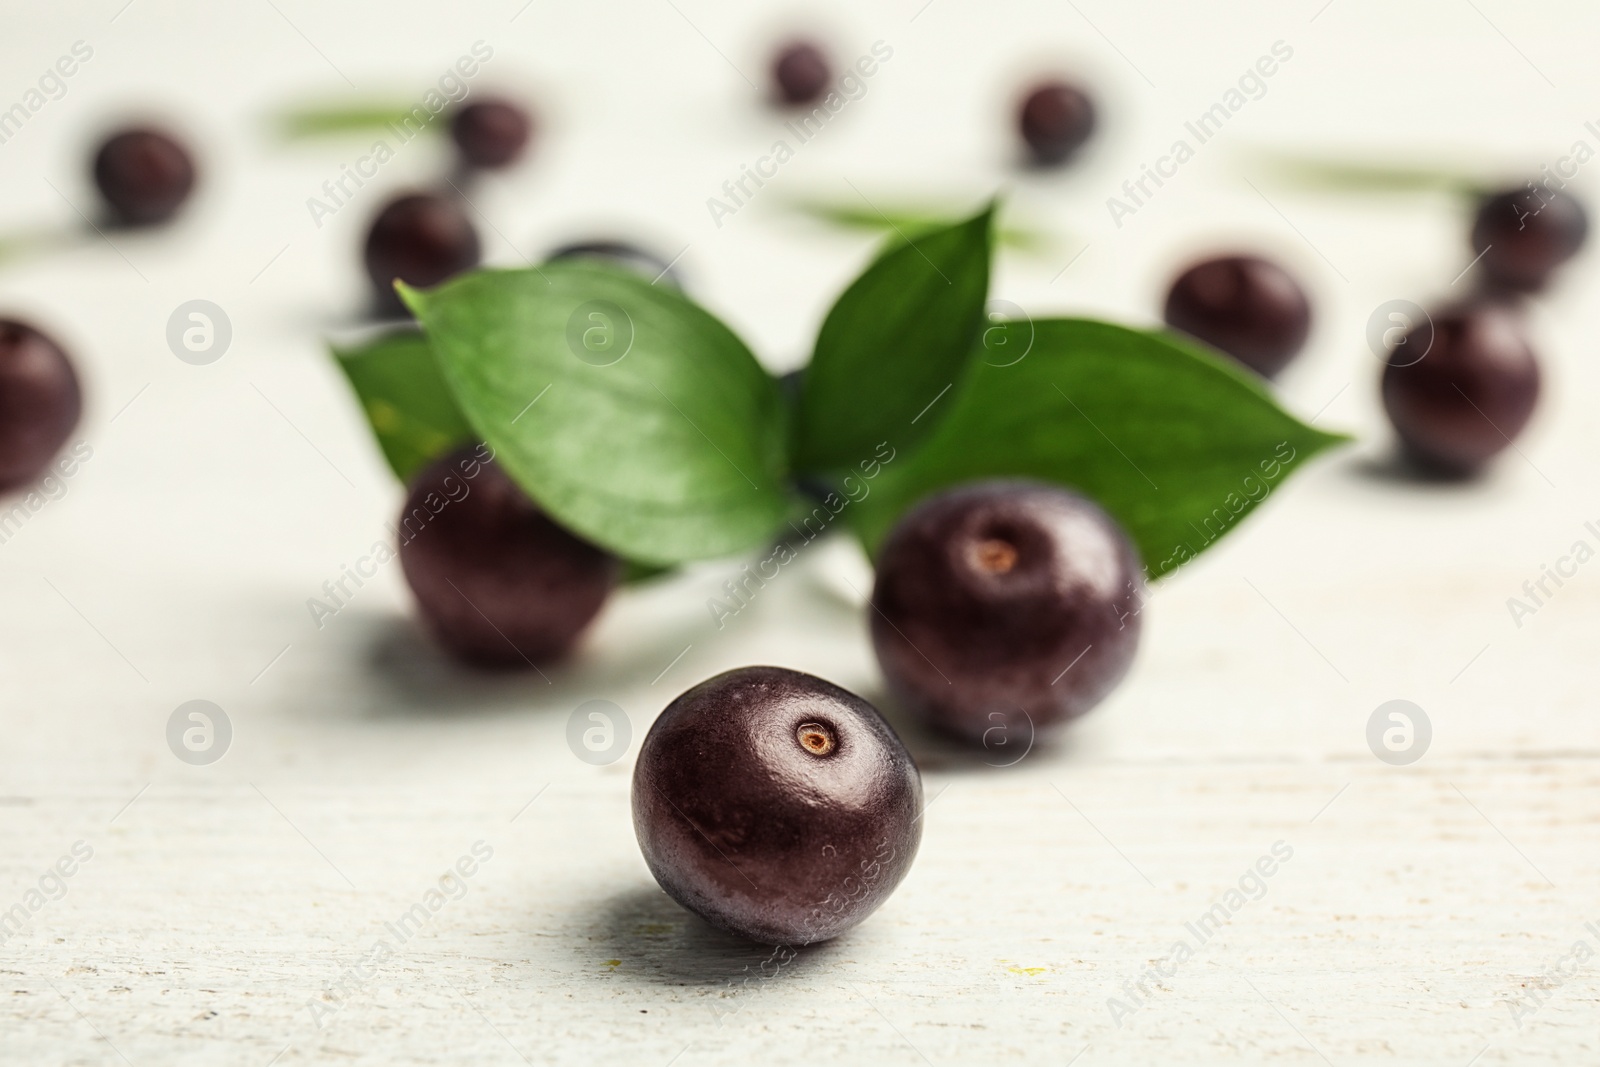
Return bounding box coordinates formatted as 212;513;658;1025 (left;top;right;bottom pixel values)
1;1;1597;1063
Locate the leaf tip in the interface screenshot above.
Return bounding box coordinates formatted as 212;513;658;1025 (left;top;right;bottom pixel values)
395;281;425;320
973;195;1002;230
1311;427;1357;450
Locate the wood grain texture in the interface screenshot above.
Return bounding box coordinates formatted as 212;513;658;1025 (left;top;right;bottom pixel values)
3;0;1600;1064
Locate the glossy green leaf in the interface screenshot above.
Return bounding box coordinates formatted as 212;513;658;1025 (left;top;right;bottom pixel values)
400;264;792;566
332;329;473;483
849;319;1350;578
794;203;995;474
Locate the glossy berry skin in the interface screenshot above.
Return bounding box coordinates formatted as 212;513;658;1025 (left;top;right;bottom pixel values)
364;193;481;317
633;666;922;945
1381;304;1540;475
450;99;532;170
1164;255;1311;378
545;240;682;289
771;41;831;106
0;321;81;492
871;482;1144;745
1018;81;1096;166
398;445;617;667
92;127;196;226
1471;186;1588;292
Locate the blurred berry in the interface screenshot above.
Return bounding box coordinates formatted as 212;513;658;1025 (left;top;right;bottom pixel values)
772;41;831;106
364;193;481;317
1018;81;1096;166
0;320;81;492
1381;304;1540;475
92;127;196;226
450;99;533;170
1471;185;1588;292
399;446;618;667
1164;254;1311;378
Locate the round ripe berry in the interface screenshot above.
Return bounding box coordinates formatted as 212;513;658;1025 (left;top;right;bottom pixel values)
771;41;831;107
364;193;481;317
0;321;81;492
870;481;1144;745
450;99;533;170
1017;81;1096;166
545;240;682;289
1163;255;1311;378
92;127;196;226
398;446;618;667
1381;304;1540;475
633;666;922;945
1471;186;1588;292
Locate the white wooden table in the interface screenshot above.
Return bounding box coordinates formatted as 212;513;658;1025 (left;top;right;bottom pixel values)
2;1;1598;1063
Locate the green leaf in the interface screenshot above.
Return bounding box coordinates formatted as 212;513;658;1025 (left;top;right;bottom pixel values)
271;100;439;140
400;264;792;567
332;329;474;483
620;559;676;584
1249;151;1487;196
849;319;1350;578
0;225;73;267
795;202;995;474
790;198;1053;252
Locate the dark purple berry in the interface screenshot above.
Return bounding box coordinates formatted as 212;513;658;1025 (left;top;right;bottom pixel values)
92;127;196;226
1017;81;1096;166
398;445;618;667
771;41;831;107
450;99;533;170
1381;304;1540;475
633;666;922;945
1471;185;1588;292
870;481;1144;745
545;240;682;289
0;320;81;492
364;193;481;317
1164;254;1312;378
